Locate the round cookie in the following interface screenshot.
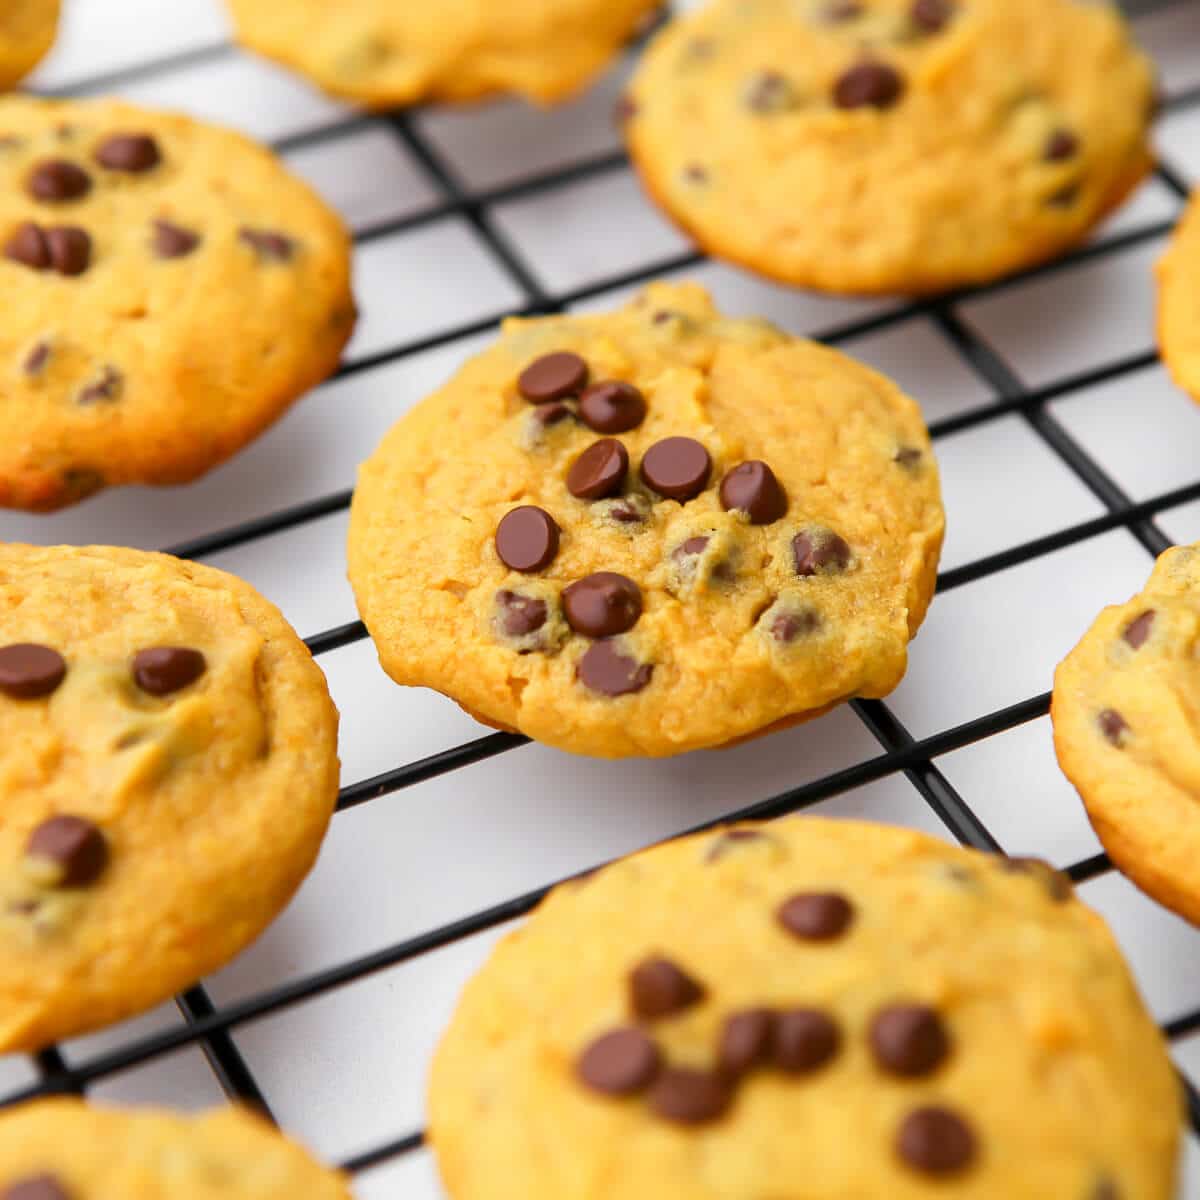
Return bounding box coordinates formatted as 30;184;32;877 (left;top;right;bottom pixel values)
0;95;355;512
429;817;1180;1199
225;0;662;109
0;1;58;91
1053;541;1200;926
0;544;339;1052
0;1099;352;1197
347;281;944;759
1158;190;1200;408
623;0;1155;296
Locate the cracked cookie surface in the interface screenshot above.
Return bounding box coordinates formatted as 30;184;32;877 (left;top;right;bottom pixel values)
1158;191;1200;410
0;95;355;511
0;544;339;1052
624;0;1155;295
429;817;1180;1199
0;1;58;91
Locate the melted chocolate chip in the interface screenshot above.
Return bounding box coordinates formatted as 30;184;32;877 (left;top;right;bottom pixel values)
834;62;905;110
718;1009;775;1078
44;226;90;276
1123;610;1154;649
578;641;652;696
792;529;851;576
567;438;629;501
238;227;295;261
76;366;122;405
630;956;706;1019
910;0;955;32
777;891;855;940
640;437;711;502
869;1005;950;1076
23;341;51;376
132;646;207;696
26;816;108;887
95;133;161;172
1098;708;1128;746
152;219;200;259
896;1106;977;1175
719;461;787;524
577;1028;661;1095
532;401;571;427
1045;129;1080;162
0;644;67;699
773;1008;841;1074
3;1176;71;1200
578;381;647;433
771;610;821;643
518;352;588;403
495;506;560;574
5;222;50;269
744;71;799;114
563;573;642;638
608;498;647;525
27;160;91;203
496;590;548;637
649;1068;731;1125
1000;856;1073;902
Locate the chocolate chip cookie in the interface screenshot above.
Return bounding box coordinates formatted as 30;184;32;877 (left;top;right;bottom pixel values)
0;1099;352;1197
429;817;1180;1198
225;0;662;109
0;95;355;511
347;282;944;758
0;1;58;91
1158;189;1200;409
0;544;339;1052
624;0;1155;295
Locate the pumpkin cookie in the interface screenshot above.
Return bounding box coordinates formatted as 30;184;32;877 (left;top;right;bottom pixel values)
1158;189;1200;408
0;1;58;91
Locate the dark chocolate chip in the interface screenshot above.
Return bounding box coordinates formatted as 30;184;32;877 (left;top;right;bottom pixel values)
44;226;90;276
496;590;548;637
238;227;295;261
132;646;207;696
673;535;711;561
640;437;711;502
682;164;709;184
1123;610;1154;649
706;828;769;862
1091;1178;1119;1200
1098;708;1128;746
896;1106;977;1176
518;351;588;403
1047;183;1080;208
578;641;652;696
777;891;855;940
0;644;67;699
894;445;923;470
26;816;108;887
5;222;50;269
153;219;200;259
833;62;905;110
1045;129;1080;162
76;366;122;405
744;71;798;114
577;1027;661;1095
792;529;851;576
3;1175;72;1200
630;956;706;1019
95;133;161;172
773;1008;841;1074
567;438;629;501
494;506;560;574
578;381;647;434
1000;856;1073;902
718;1009;775;1078
910;0;954;32
563;572;642;637
23;341;51;376
609;499;647;524
648;1068;731;1125
719;461;787;524
771;609;821;643
869;1005;950;1077
822;1;864;21
532;401;571;427
27;160;91;203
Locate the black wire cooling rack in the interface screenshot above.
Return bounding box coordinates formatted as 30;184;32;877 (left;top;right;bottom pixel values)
4;0;1200;1190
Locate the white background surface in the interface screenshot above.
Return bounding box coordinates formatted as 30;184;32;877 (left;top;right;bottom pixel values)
1;1;1199;1195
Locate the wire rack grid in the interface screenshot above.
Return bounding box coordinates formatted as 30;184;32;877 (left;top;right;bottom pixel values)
2;0;1200;1195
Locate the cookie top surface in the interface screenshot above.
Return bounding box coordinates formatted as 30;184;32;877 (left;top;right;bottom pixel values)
0;1100;351;1197
624;0;1154;295
226;0;661;108
0;95;355;512
347;282;944;758
0;544;339;1052
1053;542;1200;926
429;816;1179;1199
1157;191;1200;408
0;1;58;90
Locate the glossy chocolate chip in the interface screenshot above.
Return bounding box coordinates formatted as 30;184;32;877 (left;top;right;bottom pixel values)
496;590;548;637
153;219;200;259
771;610;820;643
3;1176;71;1200
563;573;642;637
1001;856;1073;902
896;1106;977;1175
44;226;90;276
495;506;560;573
132;646;207;696
1123;610;1154;649
95;133;160;172
792;529;851;576
1098;708;1128;746
532;401;571;427
567;438;629;501
577;1028;661;1095
76;366;122;405
869;1005;950;1076
649;1068;731;1125
834;62;905;110
640;437;711;502
910;0;954;32
777;891;854;940
518;351;588;403
27;160;91;203
0;644;67;699
718;1009;775;1078
26;816;108;887
773;1008;841;1074
578;641;652;696
1045;129;1080;162
744;71;799;113
578;381;647;433
630;956;706;1019
5;222;50;269
238;227;295;261
720;461;787;524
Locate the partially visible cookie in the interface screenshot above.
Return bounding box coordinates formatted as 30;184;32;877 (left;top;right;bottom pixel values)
1158;190;1200;408
0;95;355;511
429;817;1180;1199
624;0;1155;295
0;1099;352;1197
0;1;58;90
0;544;340;1052
1053;541;1200;926
225;0;662;108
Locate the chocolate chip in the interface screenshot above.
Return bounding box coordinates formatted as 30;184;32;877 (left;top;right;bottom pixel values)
822;1;863;20
630;956;706;1019
682;164;709;184
792;529;851;576
674;535;711;561
1000;856;1073;902
578;381;647;434
1047;183;1080;208
44;226;90;276
719;461;787;524
532;401;571;427
771;610;821;643
649;1068;731;1125
563;572;642;637
1098;708;1128;746
26;816;108;887
0;644;67;699
1045;129;1080;162
76;366;122;405
718;1009;775;1078
640;437;711;502
578;641;652;696
495;506;560;573
1091;1178;1119;1200
132;646;207;696
894;446;923;470
910;0;954;32
833;62;905;110
23;341;51;376
706;828;769;862
153;219;200;259
1123;610;1154;649
777;891;855;940
609;498;647;525
496;590;548;636
5;222;50;269
239;227;295;261
27;160;91;203
518;351;588;403
95;133;161;172
577;1028;661;1095
773;1008;841;1073
744;71;799;114
567;438;629;501
896;1106;977;1175
3;1176;71;1200
869;1005;950;1076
